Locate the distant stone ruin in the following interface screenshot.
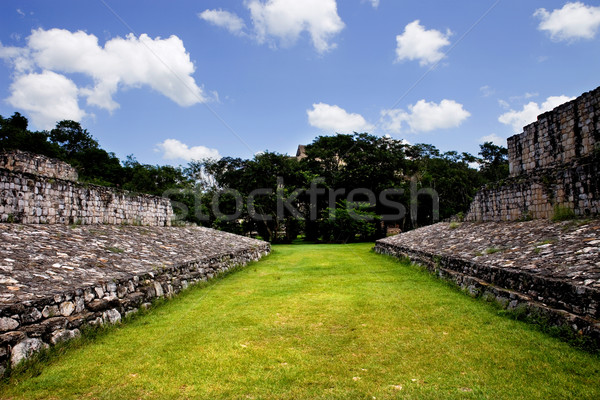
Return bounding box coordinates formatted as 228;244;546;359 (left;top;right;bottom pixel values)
0;150;173;226
467;86;600;221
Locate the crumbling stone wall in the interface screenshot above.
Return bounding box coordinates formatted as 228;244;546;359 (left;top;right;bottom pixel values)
374;219;600;348
508;88;599;176
0;150;79;182
0;151;173;226
467;86;600;221
0;244;270;374
466;154;600;221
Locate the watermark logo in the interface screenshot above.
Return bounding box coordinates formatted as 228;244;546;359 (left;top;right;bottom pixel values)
164;176;439;225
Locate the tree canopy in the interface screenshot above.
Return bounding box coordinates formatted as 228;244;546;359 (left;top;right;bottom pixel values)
0;112;509;243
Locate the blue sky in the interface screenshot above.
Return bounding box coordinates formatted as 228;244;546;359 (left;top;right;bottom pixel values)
1;0;599;165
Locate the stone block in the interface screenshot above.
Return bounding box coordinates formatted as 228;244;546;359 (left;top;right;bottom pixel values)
0;317;19;332
11;338;47;366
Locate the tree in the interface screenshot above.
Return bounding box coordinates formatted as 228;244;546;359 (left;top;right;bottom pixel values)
478;141;509;182
0;113;59;156
319;200;380;243
197;152;303;242
49;120;99;156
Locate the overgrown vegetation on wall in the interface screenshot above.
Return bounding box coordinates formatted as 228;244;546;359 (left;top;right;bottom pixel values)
0;112;509;242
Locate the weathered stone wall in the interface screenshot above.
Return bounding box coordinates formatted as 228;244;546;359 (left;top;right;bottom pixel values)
467;86;600;222
0;152;174;226
0;243;270;374
374;220;600;347
0;150;79;182
466;154;600;221
508;86;599;176
375;241;600;347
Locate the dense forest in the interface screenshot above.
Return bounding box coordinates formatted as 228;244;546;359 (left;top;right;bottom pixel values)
0;112;509;242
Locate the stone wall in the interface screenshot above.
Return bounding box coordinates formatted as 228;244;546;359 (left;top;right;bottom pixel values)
0;151;173;226
374;220;600;348
0;243;270;374
0;150;79;182
467;86;600;221
466;154;600;221
508;87;599;176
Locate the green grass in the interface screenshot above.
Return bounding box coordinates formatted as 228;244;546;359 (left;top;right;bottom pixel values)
552;205;576;222
1;243;599;399
484;247;504;255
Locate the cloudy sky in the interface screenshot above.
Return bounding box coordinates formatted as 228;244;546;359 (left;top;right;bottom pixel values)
1;1;599;165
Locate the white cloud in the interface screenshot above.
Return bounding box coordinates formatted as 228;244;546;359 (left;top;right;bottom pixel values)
307;103;374;133
509;92;539;102
199;0;345;53
199;9;246;36
498;95;575;132
480;133;505;147
247;0;344;53
156;139;221;162
395;20;452;66
480;85;494;97
364;0;380;8
0;42;33;72
0;28;206;128
498;99;510;109
381;99;470;133
6;71;86;129
535;2;600;41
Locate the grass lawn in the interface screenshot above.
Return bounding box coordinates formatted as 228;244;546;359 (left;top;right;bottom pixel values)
1;243;599;399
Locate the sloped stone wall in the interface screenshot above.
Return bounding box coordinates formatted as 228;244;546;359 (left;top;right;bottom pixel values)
0;244;269;374
375;220;600;347
0;224;271;374
0;151;173;226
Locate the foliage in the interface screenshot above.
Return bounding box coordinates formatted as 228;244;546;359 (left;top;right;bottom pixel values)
552;204;576;221
319;200;380;243
478;141;509;182
449;222;461;229
0;113;513;242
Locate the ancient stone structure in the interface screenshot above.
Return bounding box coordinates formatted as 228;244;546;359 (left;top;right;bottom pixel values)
375;220;600;347
0;150;271;374
377;87;600;346
467;86;600;221
0;150;79;181
0;150;173;226
0;224;270;374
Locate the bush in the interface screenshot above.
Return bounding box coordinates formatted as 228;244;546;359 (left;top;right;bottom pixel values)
552;204;576;222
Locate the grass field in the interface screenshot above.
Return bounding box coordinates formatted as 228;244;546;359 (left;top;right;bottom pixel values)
1;243;599;399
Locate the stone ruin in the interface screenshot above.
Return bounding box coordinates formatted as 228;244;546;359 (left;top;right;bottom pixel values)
0;150;271;375
377;86;600;347
0;149;173;226
467;86;600;221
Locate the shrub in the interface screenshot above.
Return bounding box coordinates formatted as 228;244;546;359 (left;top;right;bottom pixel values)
552;204;576;222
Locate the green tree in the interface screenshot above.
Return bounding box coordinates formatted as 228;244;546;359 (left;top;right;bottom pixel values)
319;200;380;243
478;141;509;182
0;113;59;156
199;152;303;242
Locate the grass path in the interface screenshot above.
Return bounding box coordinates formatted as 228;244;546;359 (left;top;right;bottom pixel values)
2;243;599;399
